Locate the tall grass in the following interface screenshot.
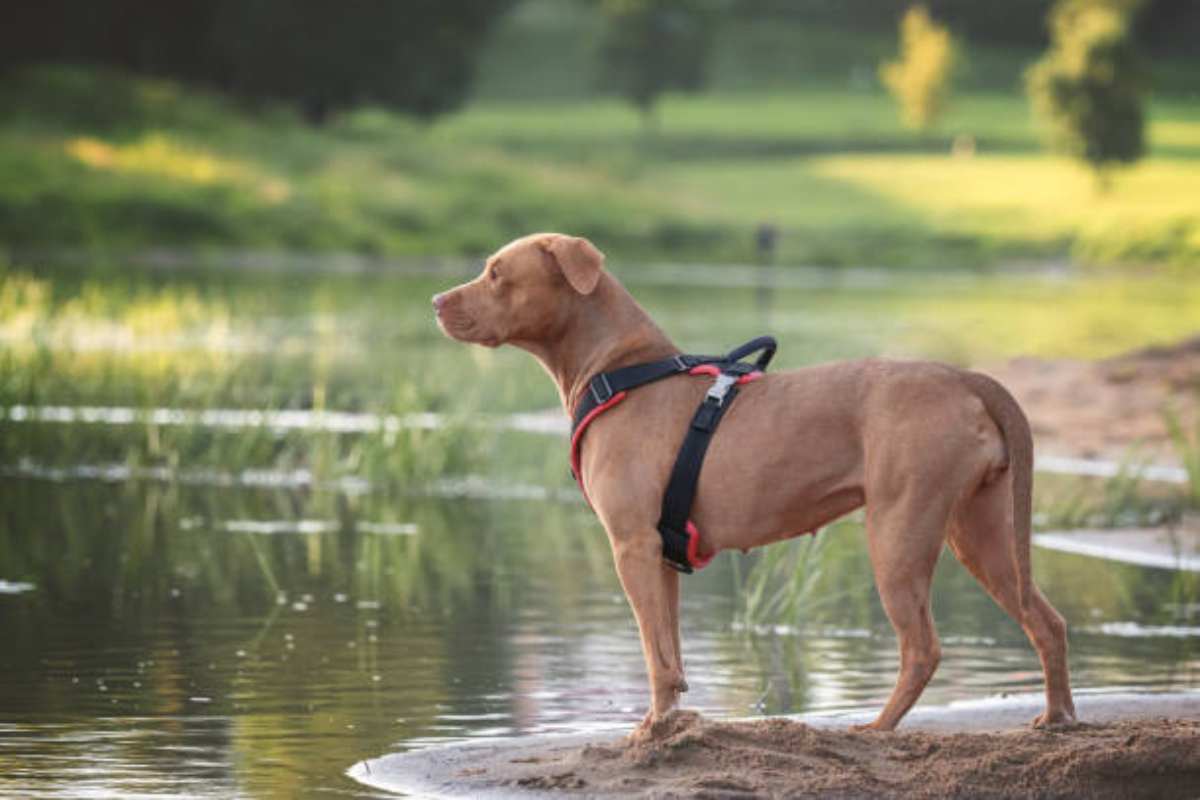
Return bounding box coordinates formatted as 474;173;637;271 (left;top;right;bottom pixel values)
736;531;834;633
1035;460;1175;530
1164;404;1200;510
0;265;481;487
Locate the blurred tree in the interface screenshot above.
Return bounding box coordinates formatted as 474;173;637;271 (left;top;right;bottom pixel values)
210;0;515;124
732;1;1055;48
597;0;717;126
1;0;514;124
1;1;218;80
1026;0;1146;191
879;6;958;132
730;1;1194;56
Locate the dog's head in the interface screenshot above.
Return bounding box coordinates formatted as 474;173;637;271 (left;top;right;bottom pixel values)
433;233;605;348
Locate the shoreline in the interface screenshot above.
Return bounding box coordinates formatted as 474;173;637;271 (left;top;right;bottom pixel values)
349;690;1200;798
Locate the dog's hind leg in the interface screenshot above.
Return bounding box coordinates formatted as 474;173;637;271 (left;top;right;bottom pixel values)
612;534;688;736
858;496;949;731
947;474;1076;727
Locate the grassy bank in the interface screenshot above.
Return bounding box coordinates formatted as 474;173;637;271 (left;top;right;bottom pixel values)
1;4;1198;269
4;259;1199;493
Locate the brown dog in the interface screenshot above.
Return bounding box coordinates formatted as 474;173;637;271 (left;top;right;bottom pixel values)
434;233;1077;737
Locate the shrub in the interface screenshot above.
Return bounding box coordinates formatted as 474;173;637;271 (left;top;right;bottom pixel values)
879;6;958;132
1026;0;1146;190
2;0;515;123
598;0;717;123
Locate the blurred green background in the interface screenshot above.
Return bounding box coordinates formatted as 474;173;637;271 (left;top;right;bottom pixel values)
1;2;1198;797
1;0;1197;268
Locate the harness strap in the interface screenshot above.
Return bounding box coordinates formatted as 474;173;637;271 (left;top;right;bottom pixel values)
570;353;721;449
569;336;777;573
657;367;763;572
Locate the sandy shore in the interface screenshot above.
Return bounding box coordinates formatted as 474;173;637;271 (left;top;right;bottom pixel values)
987;335;1200;464
350;691;1200;798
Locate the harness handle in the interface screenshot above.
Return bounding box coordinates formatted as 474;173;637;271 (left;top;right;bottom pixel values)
725;335;777;370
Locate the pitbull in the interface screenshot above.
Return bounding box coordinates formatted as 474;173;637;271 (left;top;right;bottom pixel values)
433;233;1077;738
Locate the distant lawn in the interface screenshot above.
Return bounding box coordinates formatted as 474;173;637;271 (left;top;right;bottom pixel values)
0;68;720;261
439;90;1200;267
1;60;1197;269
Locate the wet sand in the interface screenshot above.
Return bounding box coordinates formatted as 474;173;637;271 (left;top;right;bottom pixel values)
350;692;1200;798
988;334;1200;463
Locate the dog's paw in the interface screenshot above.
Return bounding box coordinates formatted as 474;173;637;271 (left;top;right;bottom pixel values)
849;714;897;734
626;708;701;744
626;709;670;745
626;728;651;745
1031;708;1078;729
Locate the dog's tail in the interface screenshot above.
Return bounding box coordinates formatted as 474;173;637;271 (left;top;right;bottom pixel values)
960;370;1034;616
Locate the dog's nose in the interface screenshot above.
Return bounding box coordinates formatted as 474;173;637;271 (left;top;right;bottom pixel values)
432;293;446;313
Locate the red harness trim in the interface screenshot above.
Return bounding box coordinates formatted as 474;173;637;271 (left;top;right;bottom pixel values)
685;520;713;569
688;364;764;385
569;390;627;507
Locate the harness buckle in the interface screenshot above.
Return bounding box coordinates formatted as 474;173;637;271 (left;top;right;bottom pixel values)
705;373;738;406
589;373;615;404
665;558;693;574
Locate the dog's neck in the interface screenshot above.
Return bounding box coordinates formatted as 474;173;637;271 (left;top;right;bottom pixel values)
521;275;677;418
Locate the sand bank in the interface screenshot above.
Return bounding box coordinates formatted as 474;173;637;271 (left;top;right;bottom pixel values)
350;691;1200;798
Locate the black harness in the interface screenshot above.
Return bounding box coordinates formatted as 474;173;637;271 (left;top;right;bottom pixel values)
569;336;777;573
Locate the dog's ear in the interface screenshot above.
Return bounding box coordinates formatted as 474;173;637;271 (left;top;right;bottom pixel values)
542;235;604;295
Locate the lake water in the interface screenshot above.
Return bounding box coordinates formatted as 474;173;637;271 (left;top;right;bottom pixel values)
1;262;1198;797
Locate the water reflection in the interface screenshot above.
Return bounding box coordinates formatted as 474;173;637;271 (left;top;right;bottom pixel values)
3;264;1199;795
1;476;1197;797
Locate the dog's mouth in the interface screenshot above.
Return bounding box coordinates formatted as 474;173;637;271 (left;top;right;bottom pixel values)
436;311;501;348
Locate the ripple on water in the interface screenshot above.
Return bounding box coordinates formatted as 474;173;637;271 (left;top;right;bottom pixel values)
1081;621;1200;638
0;716;239;798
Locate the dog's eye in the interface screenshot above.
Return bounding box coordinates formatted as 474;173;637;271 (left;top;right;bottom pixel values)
489;267;501;282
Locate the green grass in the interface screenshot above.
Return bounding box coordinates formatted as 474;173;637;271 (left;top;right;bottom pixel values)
3;0;1200;270
0;265;481;486
439;87;1200;267
1165;405;1200;509
5;259;1199;496
0;67;727;262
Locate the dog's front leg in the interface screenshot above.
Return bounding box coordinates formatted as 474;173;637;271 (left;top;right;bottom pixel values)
664;565;686;694
612;535;686;740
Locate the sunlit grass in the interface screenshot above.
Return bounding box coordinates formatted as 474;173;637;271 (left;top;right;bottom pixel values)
811;154;1200;264
440;90;1037;156
4;264;1195;411
0;269;238;376
3;65;1198;267
3;262;1195;509
896;276;1200;361
442;89;1200;266
65;134;268;191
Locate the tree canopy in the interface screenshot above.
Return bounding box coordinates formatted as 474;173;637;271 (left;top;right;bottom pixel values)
2;0;515;122
1026;0;1146;186
597;0;718;120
